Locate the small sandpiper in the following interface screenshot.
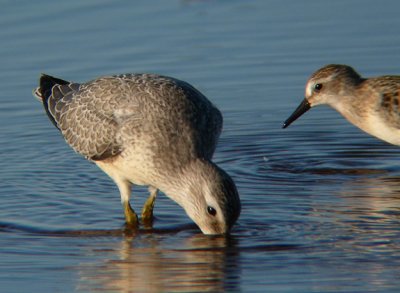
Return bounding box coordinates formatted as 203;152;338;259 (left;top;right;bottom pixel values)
34;73;241;235
283;64;400;146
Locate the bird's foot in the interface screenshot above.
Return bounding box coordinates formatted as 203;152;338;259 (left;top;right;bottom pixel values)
124;201;139;228
141;187;158;228
141;195;155;228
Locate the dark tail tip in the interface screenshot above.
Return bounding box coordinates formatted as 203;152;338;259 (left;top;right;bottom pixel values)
35;74;70;130
39;74;70;101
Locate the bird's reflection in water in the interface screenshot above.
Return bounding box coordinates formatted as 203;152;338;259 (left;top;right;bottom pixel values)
339;175;400;218
77;231;240;292
306;174;400;292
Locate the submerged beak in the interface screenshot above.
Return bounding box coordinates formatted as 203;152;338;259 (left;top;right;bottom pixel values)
282;98;311;128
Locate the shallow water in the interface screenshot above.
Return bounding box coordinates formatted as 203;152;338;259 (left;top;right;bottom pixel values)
1;0;400;292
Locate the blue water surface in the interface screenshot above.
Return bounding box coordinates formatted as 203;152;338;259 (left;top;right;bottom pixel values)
1;1;400;292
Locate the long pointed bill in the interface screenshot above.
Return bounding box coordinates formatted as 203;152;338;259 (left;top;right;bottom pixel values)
282;98;311;128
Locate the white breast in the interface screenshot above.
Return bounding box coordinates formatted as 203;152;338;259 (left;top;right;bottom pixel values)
364;113;400;146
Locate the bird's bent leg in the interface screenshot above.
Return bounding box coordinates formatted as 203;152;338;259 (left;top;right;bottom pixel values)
123;200;138;226
115;179;138;227
141;186;158;227
94;161;138;229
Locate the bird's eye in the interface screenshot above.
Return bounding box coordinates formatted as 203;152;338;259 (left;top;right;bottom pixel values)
314;83;323;91
207;206;217;216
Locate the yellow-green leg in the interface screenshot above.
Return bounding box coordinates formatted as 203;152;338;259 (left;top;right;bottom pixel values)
141;186;158;227
94;162;139;231
124;201;139;227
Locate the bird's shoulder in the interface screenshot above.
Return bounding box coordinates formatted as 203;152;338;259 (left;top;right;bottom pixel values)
363;76;400;127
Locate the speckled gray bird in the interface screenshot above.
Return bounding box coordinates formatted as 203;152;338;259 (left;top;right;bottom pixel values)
34;73;241;235
283;64;400;145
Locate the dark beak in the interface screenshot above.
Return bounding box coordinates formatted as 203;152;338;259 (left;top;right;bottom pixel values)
282;98;311;128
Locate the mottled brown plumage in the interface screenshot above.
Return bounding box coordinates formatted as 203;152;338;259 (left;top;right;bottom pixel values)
283;64;400;145
34;73;240;234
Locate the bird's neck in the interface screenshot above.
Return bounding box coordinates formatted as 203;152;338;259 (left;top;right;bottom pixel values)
157;158;216;206
331;93;369;130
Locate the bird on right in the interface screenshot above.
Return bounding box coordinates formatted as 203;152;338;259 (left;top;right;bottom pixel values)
283;64;400;146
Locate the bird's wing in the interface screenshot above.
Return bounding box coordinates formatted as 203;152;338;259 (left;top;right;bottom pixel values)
373;77;400;128
39;74;140;160
171;79;223;159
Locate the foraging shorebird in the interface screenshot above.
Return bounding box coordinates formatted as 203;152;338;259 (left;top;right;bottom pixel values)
34;73;240;234
283;64;400;146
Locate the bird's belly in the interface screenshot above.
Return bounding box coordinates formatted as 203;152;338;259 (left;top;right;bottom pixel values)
95;150;157;186
363;114;400;146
